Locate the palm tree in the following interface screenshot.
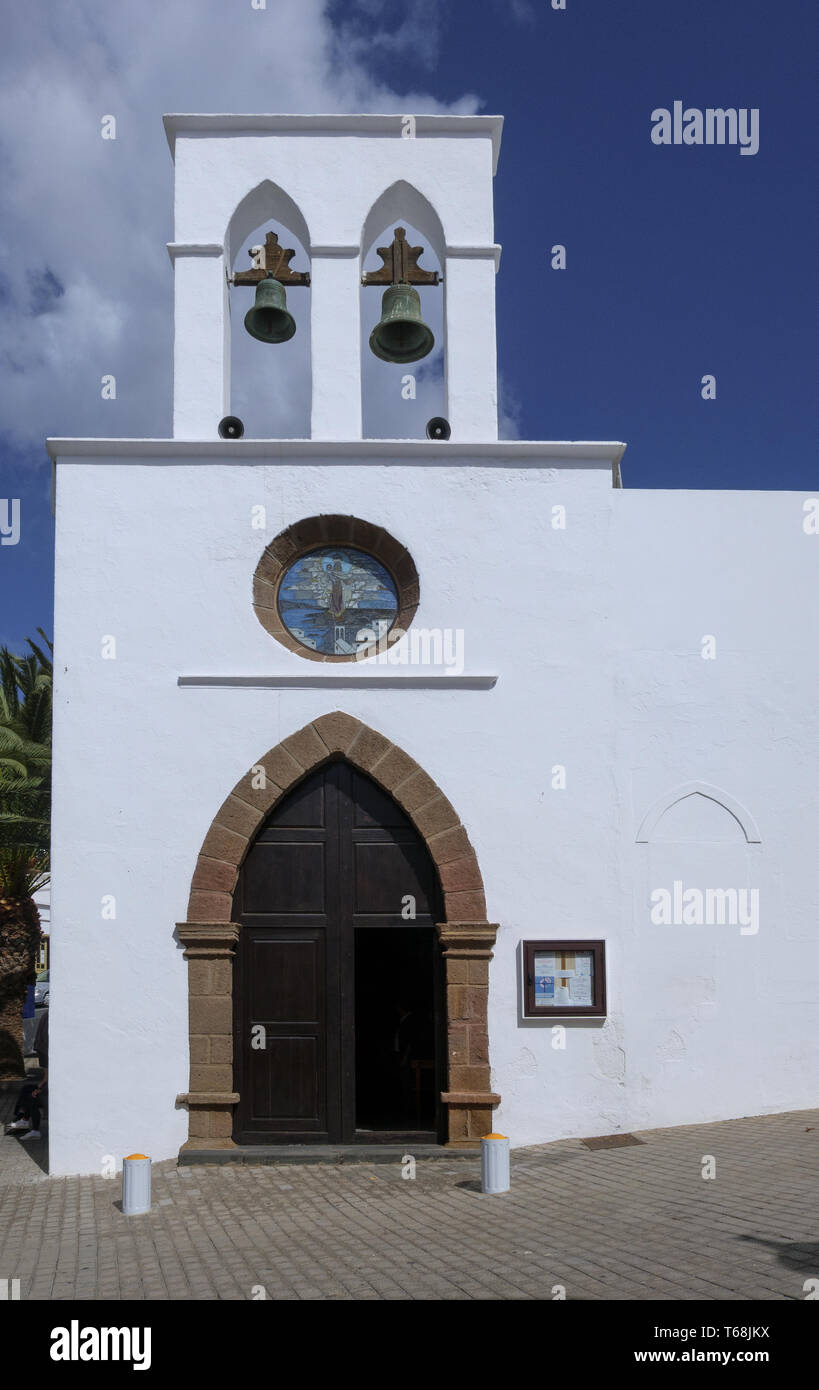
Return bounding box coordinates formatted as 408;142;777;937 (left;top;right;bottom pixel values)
0;631;52;1078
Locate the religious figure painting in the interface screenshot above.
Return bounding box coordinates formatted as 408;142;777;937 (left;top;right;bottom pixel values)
277;546;399;655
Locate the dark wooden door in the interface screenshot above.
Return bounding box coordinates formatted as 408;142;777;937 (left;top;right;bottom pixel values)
233;760;444;1144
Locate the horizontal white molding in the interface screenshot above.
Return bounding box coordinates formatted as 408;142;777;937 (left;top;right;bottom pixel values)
177;674;498;690
163;113;504;172
46;438;627;472
167;242;502;268
310;244;361;258
166;242;224;261
446;244;502;271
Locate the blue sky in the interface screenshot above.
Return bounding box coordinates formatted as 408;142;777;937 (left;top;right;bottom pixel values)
1;0;816;653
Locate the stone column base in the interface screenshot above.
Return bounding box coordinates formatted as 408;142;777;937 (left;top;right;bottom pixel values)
441;1090;502;1148
177;1090;239;1150
179;1138;237;1152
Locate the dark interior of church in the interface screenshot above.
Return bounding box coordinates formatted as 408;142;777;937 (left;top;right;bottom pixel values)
354;927;438;1134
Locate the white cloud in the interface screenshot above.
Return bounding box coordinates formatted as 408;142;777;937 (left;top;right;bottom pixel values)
0;0;481;447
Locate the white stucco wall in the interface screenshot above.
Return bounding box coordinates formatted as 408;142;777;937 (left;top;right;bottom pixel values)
46;444;819;1173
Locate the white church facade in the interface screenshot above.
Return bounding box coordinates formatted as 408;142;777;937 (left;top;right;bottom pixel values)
47;114;819;1175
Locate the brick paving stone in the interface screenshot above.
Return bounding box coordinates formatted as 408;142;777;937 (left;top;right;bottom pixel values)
1;1108;818;1300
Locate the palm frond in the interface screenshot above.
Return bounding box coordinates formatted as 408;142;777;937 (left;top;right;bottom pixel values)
0;635;52;873
26;632;53;675
0;651;20;717
0;846;49;897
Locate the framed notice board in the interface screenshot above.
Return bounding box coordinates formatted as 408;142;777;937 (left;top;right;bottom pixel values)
522;940;606;1018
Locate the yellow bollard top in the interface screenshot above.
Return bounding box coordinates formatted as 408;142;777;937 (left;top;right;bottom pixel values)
124;1153;150;1161
482;1132;508;1140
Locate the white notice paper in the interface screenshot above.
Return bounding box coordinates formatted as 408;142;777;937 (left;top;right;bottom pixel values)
569;974;593;1005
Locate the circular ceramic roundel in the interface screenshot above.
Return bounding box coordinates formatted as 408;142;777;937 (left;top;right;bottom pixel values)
277;546;399;657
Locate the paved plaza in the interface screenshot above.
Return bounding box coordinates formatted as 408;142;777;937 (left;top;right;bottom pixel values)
1;1088;817;1301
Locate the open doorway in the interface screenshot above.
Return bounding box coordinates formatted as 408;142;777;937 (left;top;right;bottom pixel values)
355;927;441;1137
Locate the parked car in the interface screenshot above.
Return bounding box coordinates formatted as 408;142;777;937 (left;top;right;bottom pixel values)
34;970;49;1006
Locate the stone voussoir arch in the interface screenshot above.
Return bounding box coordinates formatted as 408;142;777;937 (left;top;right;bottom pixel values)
176;711;500;1154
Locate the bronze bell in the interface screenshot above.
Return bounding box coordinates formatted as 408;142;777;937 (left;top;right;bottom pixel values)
369;283;434;363
244;275;296;343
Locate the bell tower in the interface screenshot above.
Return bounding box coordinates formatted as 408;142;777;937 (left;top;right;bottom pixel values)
163;113;503;442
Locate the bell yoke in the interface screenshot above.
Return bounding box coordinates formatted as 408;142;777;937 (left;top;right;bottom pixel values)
230;225;438;364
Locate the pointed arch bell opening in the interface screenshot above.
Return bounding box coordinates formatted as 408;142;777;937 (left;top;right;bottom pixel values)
226;179;312;438
360;181;446;440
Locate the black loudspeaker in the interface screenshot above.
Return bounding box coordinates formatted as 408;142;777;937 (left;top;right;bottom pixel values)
426;416;451;441
218;416;245;440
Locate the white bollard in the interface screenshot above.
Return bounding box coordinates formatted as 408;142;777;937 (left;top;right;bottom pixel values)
481;1132;510;1194
122;1153;152;1215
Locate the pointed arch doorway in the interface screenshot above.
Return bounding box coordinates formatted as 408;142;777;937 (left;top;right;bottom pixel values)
234;760;445;1143
176;712;500;1153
